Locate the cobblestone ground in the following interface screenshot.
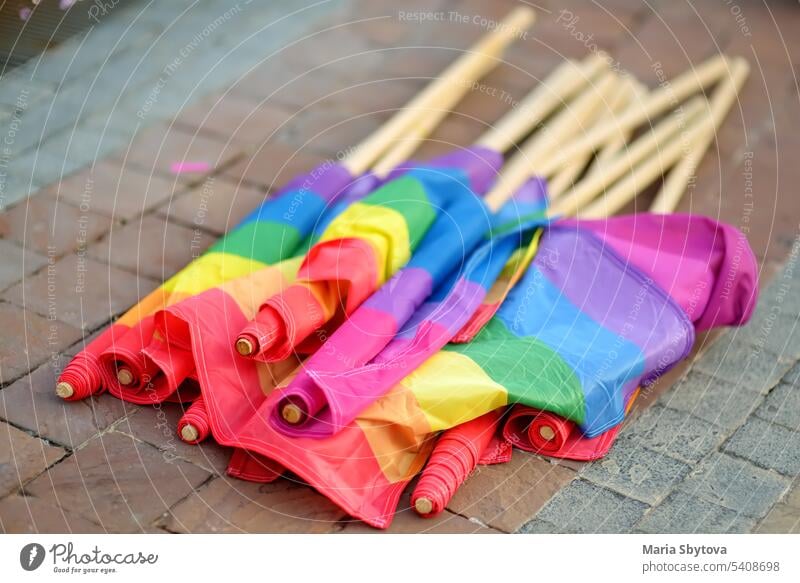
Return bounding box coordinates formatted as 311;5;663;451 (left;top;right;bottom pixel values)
1;0;799;533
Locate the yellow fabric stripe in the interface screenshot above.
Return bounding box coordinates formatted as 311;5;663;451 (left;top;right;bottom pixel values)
319;202;410;285
402;351;509;432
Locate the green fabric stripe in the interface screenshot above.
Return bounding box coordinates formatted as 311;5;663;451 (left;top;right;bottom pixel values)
445;318;586;424
361;175;436;249
208;220;303;265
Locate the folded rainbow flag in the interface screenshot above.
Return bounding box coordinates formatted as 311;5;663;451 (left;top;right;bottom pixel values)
149;211;756;527
270;179;551;437
56;161;358;403
236;146;503;363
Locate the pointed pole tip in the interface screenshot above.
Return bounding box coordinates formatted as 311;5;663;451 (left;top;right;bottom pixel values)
538;425;556;441
117;368;134;386
55;382;74;399
281;403;304;425
180;424;200;443
414;497;433;515
235;337;254;356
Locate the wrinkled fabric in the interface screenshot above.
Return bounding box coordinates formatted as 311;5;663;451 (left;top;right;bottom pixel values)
412;410;505;517
58;162;356;401
237;147;504;363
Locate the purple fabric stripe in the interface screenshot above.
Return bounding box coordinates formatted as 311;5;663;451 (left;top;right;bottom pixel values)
534;225;695;377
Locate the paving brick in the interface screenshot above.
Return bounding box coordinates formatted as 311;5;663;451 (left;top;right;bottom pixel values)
0;194;111;257
117;405;231;476
623;404;726;463
740;274;800;361
678;453;791;519
0;302;81;384
756;502;800;533
2;254;157;331
119;122;243;181
0;360;129;449
222;142;327;190
517;518;559;534
692;335;791;395
174;93;296;146
782;361;800;387
637;491;756;534
445;450;575;532
533;479;649;533
0;421;65;497
580;436;692;504
0;239;47;292
0;494;105;534
87;214;214;280
755;382;800;430
25;431;210;532
662;369;764;430
723;417;800;476
342;488;497;533
158;176;266;236
162;476;346;533
42;159;185;220
284;107;383;158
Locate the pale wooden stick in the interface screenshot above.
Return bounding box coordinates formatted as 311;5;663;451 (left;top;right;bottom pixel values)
649;62;748;213
548;96;707;216
547;77;637;197
476;53;609;152
578;58;750;218
373;54;607;177
341;7;536;175
584;81;649;176
484;71;618;211
533;54;732;177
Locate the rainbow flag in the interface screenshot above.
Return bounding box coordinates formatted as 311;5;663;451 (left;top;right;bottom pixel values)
236;147;503;362
148;212;756;527
270;178;550;437
57;161;357;403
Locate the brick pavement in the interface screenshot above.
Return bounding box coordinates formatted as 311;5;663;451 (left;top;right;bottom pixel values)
1;0;799;533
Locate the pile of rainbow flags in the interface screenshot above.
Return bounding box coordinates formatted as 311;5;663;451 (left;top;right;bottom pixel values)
55;7;758;528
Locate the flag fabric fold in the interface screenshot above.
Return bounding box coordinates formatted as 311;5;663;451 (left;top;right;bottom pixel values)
270;209;552;438
57;162;357;402
236;146;504;363
411;409;507;517
123;211;756;528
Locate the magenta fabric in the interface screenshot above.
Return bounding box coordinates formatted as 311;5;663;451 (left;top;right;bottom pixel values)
566;213;759;331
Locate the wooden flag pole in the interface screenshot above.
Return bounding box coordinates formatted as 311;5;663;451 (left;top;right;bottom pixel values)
484;70;618;211
372;54;608;177
475;53;610;153
341;6;536;175
578;58;749;218
546;77;639;197
533;54;732;177
582;81;648;176
548;96;707;216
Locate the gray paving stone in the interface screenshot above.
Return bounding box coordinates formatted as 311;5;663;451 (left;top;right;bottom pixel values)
535;479;649;533
693;335;790;395
662;369;764;430
783;361;800;387
516;518;559;534
756;382;800;430
624;404;725;463
0;74;54;109
0;240;48;292
678;453;791;519
723;417;800;476
637;491;756;534
37;127;129;174
739;276;800;361
580;436;692;504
